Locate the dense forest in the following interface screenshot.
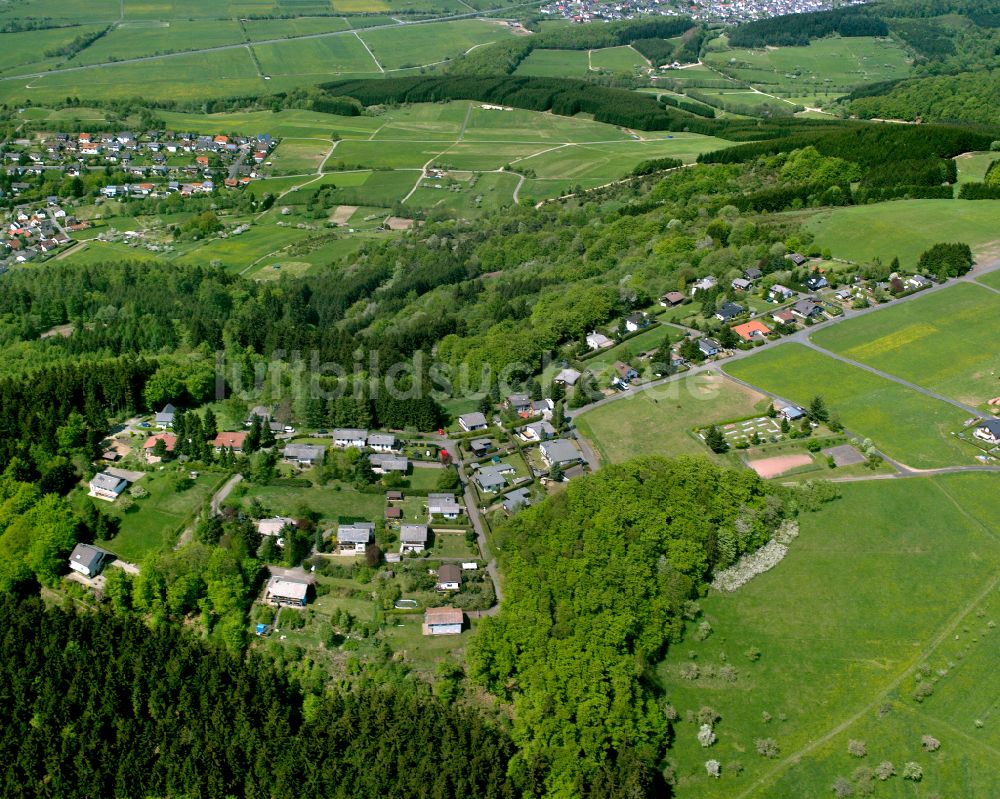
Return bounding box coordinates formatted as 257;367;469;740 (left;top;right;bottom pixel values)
849;70;1000;124
0;594;523;799
726;6;888;47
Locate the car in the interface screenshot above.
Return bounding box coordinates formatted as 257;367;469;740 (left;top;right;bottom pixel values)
314;429;329;435
139;422;151;428
283;425;295;433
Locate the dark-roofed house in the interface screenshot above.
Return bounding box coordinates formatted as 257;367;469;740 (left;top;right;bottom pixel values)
792;298;824;320
698;338;721;358
506;393;532;415
155;404;176;429
614;361;639;382
69;543;110;578
367;433;398;453
502;487;532;513
805;273;828;290
333;428;367;449
475;464;513;493
660;291;685;307
539;438;581;468
336;522;375;554
469;437;493;455
385;506;402;521
554;367;582;386
436;564;462;592
714;302;745;323
89;471;128;502
282;443;325;467
264;576;311;607
458;412;488;432
732;277;753;292
428;493;462;519
744;267;762;281
973;419;1000;445
787;252;808;266
400;524;429;554
423;606;463;635
369;453;408;474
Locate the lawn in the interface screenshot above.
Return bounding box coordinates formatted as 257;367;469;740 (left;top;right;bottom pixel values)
358;19;512;70
229;480;386;527
810;282;1000;410
724;343;973;469
803;200;1000;267
662;473;1000;799
98;469;224;562
574;372;772;465
955;151;996;184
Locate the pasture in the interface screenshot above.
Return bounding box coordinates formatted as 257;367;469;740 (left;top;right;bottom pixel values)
662;473;1000;799
588;44;648;73
514;49;590;78
358;19;512;70
253;34;380;76
73;20;246;65
725;343;973;469
803;200;1000;267
574;372;772;464
704;36;912;106
811;283;1000;410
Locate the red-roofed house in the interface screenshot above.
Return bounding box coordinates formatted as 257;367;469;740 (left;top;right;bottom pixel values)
212;431;248;452
732;320;772;342
143;433;176;462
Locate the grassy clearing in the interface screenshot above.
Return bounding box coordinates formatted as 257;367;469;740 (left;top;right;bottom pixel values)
515;48;589;77
811;283;1000;409
359;19;511;70
575;372;772;465
725;343;972;469
803;200;1000;267
663;473;1000;799
955;151;996;184
589;44;647;72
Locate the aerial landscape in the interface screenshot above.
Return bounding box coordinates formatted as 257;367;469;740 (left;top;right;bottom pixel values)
0;0;997;795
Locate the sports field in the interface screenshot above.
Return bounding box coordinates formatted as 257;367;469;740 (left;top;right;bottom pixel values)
804;200;1000;267
575;373;772;464
663;473;1000;799
811;283;1000;410
725;343;973;469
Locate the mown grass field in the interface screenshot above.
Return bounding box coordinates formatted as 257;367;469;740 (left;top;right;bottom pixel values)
725;343;973;468
978;270;1000;291
704;36;912;106
242;16;352;40
663;473;1000;799
955;151;997;184
266;138;333;174
514;48;590;77
811;283;1000;410
803;200;1000;267
589;44;648;72
575;372;772;464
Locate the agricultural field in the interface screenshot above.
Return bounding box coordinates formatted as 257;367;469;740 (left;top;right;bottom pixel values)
73;20;246;65
589;44;649;73
266;138;335;174
811;283;1000;410
704;36;912;106
241;16;353;40
0;25;110;75
803;200;1000;267
358;19;513;70
725;343;973;469
253;34;380;77
663;473;1000;799
574;372;772;465
514;49;590;77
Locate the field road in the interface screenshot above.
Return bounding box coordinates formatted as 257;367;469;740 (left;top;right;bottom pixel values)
174;473;243;550
0;3;539;83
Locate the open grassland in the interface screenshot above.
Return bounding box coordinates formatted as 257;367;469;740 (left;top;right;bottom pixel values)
242;16;352;40
804;200;1000;267
703;36;912;106
358;19;512;70
955;151;997;184
725;343;973;469
575;372;772;464
253;33;380;76
662;473;1000;799
266;138;334;174
589;44;648;72
73;20;246;65
0;0;119;23
811;283;1000;410
158;108;381;139
367;101;470;140
461;105;634;143
979;270;1000;291
514;49;590;77
405;170;520;214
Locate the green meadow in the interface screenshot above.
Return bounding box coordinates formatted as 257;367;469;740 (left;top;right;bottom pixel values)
804;200;1000;267
514;49;590;77
811;283;1000;409
358;19;512;70
725;343;973;469
663;473;1000;799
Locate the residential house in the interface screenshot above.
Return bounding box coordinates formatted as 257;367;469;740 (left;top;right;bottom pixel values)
769;284;795;302
502;487;532;513
787;252;808;267
805;274;828;291
385;507;402;521
336;522;374;554
68;543;111;578
436;564;462;592
791;298;825;320
732;277;753;292
333;428;368;448
264;576;311;607
282;443;325;467
521;420;556;442
714;302;745;323
506;393;532;415
690;276;717;295
246;405;272;425
698;338;721;358
906;274;932;290
400;524;429;554
475;464;514;493
771;309;796;326
469;437;492;455
530;398;554;419
154;403;176;428
458;412;488;432
143;433;176;462
539;438;581;468
369;453;408;474
257;517;295;537
660;291;685;307
423;606;463;635
625;312;649;333
428;493;462;519
89;471;128;501
554;367;582;387
732;320;771;342
212;431;248;452
613;361;639;383
779;404;806;422
744;267;763;282
367;433;398;453
973;419;1000;445
586;331;613;351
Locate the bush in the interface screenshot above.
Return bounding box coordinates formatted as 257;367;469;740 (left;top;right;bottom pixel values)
755;738;779;758
874;761;895;781
698;724;716;747
847;739;867;758
902;762;923;782
832;776;854;798
921;735;940;752
705;759;721;778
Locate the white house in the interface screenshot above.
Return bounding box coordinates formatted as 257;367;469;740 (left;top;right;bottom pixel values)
973;419;1000;445
333;428;368;448
423;606;463;635
436;563;462;592
690;276;717;296
521;420;556;442
367;433;398;453
336;522;374;554
369;453;408;474
89;471;128;502
769;284;795;302
586;331;613;351
539;439;581;468
458;412;488;432
68;543;110;578
154;403;176;429
282;443;325;467
264;576;310;607
400;524;429;554
427;493;462;519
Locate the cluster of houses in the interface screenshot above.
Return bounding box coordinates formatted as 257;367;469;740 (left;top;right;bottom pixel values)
0;199;74;268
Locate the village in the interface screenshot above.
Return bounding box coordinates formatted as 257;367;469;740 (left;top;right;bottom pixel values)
539;0;869;24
